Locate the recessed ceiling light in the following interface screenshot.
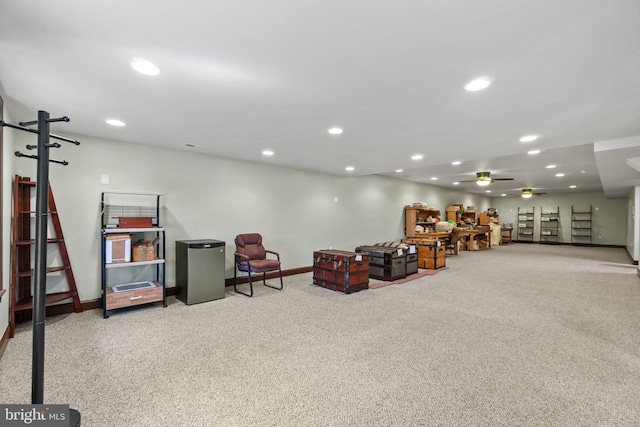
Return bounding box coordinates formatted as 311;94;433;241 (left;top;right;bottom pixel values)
501;193;507;196
452;161;462;165
528;150;541;155
519;135;539;143
430;177;438;180
580;170;587;174
262;150;274;156
395;169;403;173
485;190;491;193
453;182;459;185
106;119;125;127
465;77;492;91
328;127;343;135
546;164;556;169
130;58;161;76
411;154;423;160
345;166;355;171
570;185;577;188
555;173;565;177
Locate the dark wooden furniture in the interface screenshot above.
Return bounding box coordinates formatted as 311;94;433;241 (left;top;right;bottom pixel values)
313;250;369;293
355;245;407;281
10;176;82;337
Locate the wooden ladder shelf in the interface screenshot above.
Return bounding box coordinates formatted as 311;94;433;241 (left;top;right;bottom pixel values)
9;175;83;337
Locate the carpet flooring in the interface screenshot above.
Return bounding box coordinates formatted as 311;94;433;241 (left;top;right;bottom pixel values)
1;243;639;426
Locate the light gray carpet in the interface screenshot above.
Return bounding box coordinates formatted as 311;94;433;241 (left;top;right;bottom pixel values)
1;244;639;426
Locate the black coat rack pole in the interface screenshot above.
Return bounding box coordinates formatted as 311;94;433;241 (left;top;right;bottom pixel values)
32;110;50;405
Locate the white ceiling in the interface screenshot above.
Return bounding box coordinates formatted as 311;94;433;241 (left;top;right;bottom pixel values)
1;0;640;198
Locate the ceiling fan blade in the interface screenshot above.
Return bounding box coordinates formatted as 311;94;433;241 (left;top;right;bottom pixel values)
459;179;479;183
492;178;514;181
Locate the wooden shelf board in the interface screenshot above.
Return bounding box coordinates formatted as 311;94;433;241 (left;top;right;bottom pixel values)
14;291;78;311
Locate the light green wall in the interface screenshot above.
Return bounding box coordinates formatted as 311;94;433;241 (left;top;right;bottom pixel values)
1;106;14;337
7;130;490;302
492;193;627;246
626;187;640;262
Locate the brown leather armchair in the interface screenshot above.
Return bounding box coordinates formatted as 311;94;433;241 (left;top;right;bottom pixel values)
233;233;283;297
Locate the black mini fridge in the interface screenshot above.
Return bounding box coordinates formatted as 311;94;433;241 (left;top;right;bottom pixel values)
176;239;225;305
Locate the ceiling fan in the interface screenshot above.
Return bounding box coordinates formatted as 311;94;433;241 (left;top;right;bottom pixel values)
460;171;515;186
521;188;546;198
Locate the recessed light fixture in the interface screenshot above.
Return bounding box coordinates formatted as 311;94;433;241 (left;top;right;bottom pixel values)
501;193;507;196
519;135;539;143
485;190;491;193
453;182;459;185
345;166;355;171
452;161;462;165
411;154;423;160
106;119;125;127
130;58;161;76
555;173;565;177
546;164;556;169
570;185;577;189
580;170;587;174
465;77;493;91
395;169;403;173
430;177;438;181
328;127;343;135
262;150;274;156
528;150;541;155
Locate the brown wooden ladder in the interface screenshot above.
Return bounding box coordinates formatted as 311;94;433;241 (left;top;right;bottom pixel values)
9;175;83;337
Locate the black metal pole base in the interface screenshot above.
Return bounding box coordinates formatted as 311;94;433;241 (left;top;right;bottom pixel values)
69;408;81;426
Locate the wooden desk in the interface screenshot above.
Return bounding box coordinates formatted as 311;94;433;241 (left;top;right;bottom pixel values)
459;229;491;251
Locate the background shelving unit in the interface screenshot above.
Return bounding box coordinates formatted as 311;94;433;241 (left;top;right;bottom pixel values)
101;192;166;318
539;206;560;244
404;206;441;237
517;207;535;242
571;205;592;245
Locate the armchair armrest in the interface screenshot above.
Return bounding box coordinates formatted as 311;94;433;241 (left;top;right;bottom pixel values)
234;252;249;261
265;249;280;259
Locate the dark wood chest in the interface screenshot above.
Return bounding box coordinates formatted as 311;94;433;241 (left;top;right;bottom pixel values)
313;250;369;293
355;245;407;281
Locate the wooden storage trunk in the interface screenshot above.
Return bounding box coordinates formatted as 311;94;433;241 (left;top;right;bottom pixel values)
406;252;419;275
313;250;369;294
355;245;407;281
417;242;446;269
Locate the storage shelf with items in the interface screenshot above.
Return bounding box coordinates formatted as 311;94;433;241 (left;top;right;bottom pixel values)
517;206;535;242
479;210;499;225
539;206;560;244
459;206;477;226
571;205;592;245
404;205;441;237
100;192;166;318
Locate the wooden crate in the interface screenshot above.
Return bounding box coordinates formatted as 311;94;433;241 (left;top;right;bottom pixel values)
313;250;369;294
132;240;156;262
